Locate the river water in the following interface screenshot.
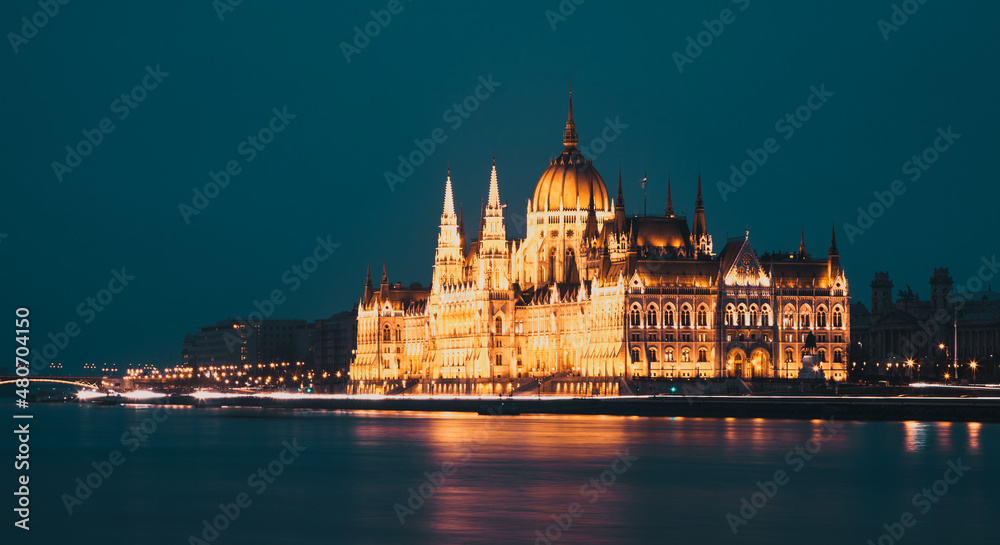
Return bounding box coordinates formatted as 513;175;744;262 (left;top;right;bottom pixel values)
6;403;997;544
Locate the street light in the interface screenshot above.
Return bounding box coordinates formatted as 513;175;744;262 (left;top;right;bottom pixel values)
970;360;978;383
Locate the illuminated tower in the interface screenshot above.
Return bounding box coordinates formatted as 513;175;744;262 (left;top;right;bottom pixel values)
432;171;465;292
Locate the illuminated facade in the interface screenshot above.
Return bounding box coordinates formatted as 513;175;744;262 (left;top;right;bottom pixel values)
352;94;850;383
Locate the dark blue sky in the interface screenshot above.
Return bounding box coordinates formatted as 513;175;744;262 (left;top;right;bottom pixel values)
1;1;996;370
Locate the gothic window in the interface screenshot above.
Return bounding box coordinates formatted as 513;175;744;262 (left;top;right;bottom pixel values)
647;305;658;327
495;354;503;366
801;312;811;328
833;349;844;363
698;348;708;363
783;311;794;328
383;325;391;342
665;306;675;326
833;307;844;328
631;347;641;362
738;305;748;327
648;348;657;363
681;348;691;362
665;348;674;362
749;306;758;327
816;308;827;328
395;325;401;342
785;348;794;363
762;306;771;327
630;305;641;327
495;316;503;334
681;305;692;327
725;304;735;326
697;305;708;327
818;348;827;362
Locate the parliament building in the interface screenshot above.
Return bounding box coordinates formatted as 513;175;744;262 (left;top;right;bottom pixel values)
351;94;850;388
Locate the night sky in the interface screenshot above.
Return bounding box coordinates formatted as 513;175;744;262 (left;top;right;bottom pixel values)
1;1;996;371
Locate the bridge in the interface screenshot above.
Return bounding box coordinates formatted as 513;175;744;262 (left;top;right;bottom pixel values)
0;376;102;390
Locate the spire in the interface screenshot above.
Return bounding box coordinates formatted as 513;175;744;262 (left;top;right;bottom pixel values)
692;171;707;242
458;204;467;253
563;86;578;150
615;166;624;209
381;263;388;286
478;198;486;239
363;264;373;305
583;190;599;243
442;170;456;222
487;158;500;209
828;224;839;255
799;229;807;257
665;174;674;217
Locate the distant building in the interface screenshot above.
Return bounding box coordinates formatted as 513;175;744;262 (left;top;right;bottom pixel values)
182;318;313;386
850;268;1000;381
314;308;358;382
351;94;851;384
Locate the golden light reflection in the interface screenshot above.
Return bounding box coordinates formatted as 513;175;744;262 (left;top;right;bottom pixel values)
967;422;981;453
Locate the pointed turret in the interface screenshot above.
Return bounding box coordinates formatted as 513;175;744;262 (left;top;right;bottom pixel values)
798;229;809;259
363;264;373;306
458;204;466;254
828;224;841;279
442;169;456;222
380;263;388;285
487;158;501;210
665;174;674;217
613;167;626;234
583;190;599;246
692;171;706;242
563;86;578;150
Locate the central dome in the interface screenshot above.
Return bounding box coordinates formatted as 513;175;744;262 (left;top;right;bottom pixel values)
532;92;609;212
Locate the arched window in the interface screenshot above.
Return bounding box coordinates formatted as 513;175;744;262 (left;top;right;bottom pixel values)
630;305;641;327
697;305;708;327
494;316;503;334
665;306;675;326
725;304;735;326
631;347;641;362
762;306;771;327
800;309;811;328
698;348;708;362
818;348;827;362
681;305;692;327
383;325;391;342
816;308;827;328
681;348;691;362
738;305;748;327
665;348;674;362
833;307;843;328
495;354;503;366
833;349;843;363
395;325;402;342
648;348;658;363
785;348;794;363
784;309;795;328
647;305;658;327
749;306;758;327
